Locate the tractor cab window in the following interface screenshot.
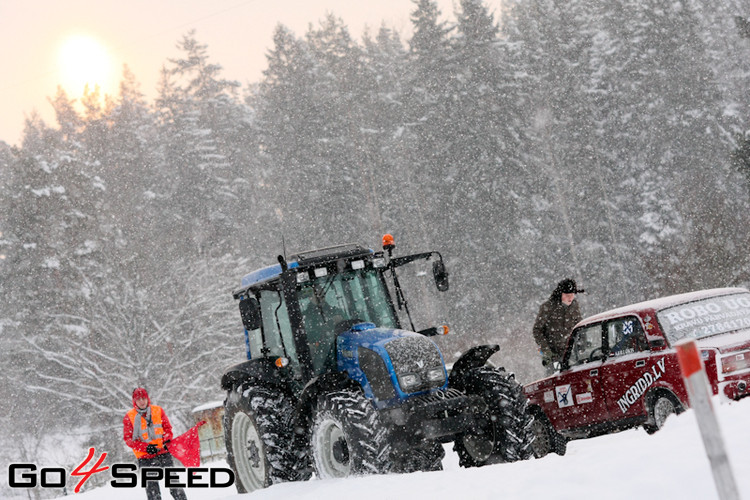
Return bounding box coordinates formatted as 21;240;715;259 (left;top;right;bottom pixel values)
606;317;648;357
566;324;604;367
245;313;263;360
259;289;301;374
298;284;346;374
298;268;398;374
347;270;399;329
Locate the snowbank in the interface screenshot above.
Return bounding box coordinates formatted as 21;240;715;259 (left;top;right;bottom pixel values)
67;397;749;499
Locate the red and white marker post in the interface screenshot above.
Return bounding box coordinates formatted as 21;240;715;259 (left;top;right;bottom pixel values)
675;339;739;500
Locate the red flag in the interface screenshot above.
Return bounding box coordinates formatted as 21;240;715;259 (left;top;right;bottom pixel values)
168;421;206;468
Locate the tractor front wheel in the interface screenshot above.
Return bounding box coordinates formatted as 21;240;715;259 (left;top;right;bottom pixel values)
311;389;392;478
453;366;535;467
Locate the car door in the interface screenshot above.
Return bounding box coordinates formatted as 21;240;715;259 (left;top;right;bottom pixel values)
545;323;610;431
599;316;661;420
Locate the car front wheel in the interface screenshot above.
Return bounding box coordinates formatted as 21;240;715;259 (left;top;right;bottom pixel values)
529;411;567;458
644;393;677;434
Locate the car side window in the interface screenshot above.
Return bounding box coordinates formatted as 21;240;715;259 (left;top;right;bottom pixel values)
606;317;648;357
567;324;604;367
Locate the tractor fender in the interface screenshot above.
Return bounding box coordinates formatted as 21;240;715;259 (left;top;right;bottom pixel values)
448;344;501;387
220;358;292;393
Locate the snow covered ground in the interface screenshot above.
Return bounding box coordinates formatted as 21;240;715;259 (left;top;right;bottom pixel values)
71;397;749;500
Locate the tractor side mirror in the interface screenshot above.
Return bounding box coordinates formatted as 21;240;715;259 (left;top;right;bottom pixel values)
433;259;449;292
239;297;262;331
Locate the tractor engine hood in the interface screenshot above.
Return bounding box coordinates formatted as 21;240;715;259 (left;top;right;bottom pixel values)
336;323;449;408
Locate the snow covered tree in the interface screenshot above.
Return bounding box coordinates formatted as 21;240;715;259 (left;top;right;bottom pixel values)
733;131;750;185
253;18;384;250
607;0;748;295
19;254;245;461
388;0;456;260
4;0;750;467
502;0;608;299
154;30;245;258
1;93;114;444
357;25;410;235
500;0;750;307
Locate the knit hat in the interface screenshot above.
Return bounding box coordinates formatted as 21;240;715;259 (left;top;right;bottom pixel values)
132;387;151;407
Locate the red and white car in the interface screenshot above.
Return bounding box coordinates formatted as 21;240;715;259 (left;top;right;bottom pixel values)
524;287;750;457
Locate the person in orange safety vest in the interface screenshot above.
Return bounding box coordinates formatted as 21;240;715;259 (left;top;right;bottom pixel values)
123;387;187;500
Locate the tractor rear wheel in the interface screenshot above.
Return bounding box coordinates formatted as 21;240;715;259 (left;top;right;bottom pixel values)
224;385;309;493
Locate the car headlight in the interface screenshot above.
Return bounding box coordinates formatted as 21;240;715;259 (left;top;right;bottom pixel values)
399;373;420;390
427;367;445;383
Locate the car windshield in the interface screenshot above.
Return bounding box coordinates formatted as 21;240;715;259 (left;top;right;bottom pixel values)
658;292;750;344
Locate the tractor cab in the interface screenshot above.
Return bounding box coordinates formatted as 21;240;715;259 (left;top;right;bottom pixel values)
232;236;449;382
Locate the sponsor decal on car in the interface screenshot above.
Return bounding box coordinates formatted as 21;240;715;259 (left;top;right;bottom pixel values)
576;392;593;404
544;390;554;403
616;358;667;413
662;296;750;337
556;384;573;408
644;314;655;331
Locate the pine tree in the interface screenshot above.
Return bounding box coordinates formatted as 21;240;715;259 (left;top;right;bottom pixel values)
2;90;113;432
733;131;750;184
154;30;243;258
358;25;409;236
403;0;455;245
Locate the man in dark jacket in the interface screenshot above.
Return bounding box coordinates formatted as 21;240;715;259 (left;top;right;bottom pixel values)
533;278;583;374
123;387;188;500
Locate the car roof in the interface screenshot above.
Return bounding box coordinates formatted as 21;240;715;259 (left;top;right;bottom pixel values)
578;287;750;326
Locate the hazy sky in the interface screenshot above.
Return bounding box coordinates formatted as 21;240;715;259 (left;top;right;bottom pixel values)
1;0;505;146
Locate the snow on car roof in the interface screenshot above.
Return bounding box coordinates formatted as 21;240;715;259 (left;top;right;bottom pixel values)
579;287;750;326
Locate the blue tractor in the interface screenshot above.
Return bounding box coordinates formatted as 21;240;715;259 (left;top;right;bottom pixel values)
221;236;533;493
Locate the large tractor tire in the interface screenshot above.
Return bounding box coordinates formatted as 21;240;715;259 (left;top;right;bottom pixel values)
224;385;310;493
311;389;393;478
452;366;534;467
392;441;445;473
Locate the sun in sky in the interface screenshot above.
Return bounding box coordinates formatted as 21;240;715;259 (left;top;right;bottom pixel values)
57;34;117;97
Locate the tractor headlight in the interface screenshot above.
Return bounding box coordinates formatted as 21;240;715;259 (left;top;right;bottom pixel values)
399;373;420;390
427;367;445;383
